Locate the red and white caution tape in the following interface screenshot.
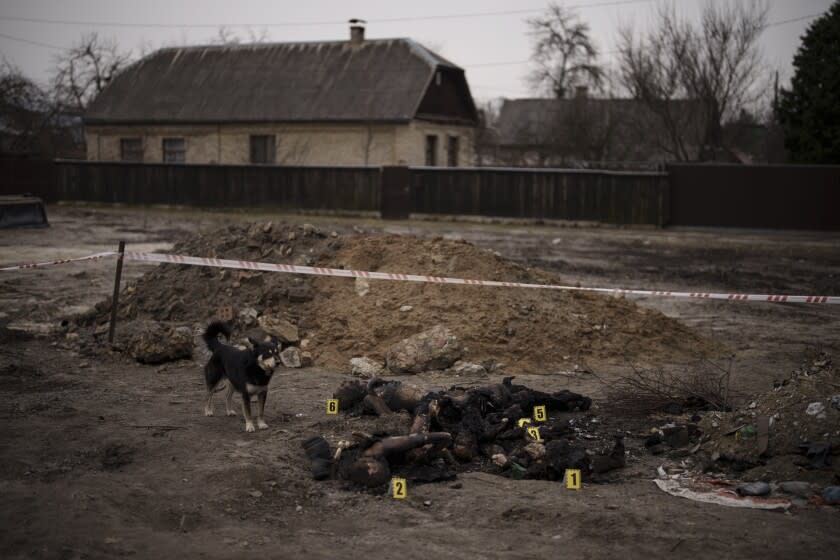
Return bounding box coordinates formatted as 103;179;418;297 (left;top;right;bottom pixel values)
124;251;839;305
2;250;838;305
0;251;117;271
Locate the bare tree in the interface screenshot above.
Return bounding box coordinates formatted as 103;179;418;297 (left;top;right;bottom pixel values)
52;33;132;111
527;3;604;98
210;26;270;45
1;60;85;157
617;1;768;160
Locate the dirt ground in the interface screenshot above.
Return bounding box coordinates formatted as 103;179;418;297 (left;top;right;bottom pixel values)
1;206;839;559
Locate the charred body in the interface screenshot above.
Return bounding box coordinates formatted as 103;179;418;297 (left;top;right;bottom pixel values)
306;377;625;489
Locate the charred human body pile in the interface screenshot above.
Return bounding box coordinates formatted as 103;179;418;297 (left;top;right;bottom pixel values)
303;377;626;489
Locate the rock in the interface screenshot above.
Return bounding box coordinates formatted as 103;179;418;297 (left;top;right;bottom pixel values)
399;305;413;312
300;351;313;367
449;361;487;376
125;321;193;364
779;481;813;498
249;490;263;498
385;325;464;374
830;395;840;410
822;486;840;505
258;316;299;344
302;223;317;236
423;500;432;507
735;482;771;496
287;286;313;303
280;347;303;368
805;401;826;416
355;277;370;297
350;357;384;378
239;307;258;326
523;442;546;460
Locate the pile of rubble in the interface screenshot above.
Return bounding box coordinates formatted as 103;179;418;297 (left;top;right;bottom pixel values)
77;221;714;371
646;353;840;507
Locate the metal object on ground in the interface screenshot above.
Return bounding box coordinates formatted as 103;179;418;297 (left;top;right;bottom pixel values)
0;195;48;228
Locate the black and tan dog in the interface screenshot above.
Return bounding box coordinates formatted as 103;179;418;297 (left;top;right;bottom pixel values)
202;321;281;432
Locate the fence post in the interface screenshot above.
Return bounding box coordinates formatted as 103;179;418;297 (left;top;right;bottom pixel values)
108;240;126;344
380;166;411;219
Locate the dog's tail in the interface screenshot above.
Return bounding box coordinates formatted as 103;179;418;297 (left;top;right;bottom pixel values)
203;321;231;352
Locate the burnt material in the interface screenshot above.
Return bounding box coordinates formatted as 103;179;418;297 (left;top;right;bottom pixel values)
310;377;612;489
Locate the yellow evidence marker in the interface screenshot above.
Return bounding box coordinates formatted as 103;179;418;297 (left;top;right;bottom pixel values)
526;426;542;441
566;469;582;490
517;418;532;427
326;399;339;415
392;477;408;499
533;405;547;422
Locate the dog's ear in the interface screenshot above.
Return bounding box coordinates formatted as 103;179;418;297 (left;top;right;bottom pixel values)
246;337;259;350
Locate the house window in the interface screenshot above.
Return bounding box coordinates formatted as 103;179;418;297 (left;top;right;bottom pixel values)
425;135;438;166
249;135;276;164
162;138;186;163
120;138;143;162
447;135;459;167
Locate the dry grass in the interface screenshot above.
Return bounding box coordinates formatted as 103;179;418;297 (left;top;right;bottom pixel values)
602;358;734;417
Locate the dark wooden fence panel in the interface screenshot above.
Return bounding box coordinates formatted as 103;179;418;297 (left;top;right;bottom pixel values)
48;161;382;211
411;167;669;225
668;163;840;229
0;157;56;200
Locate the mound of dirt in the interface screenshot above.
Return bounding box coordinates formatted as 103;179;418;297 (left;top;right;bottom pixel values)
86;221;715;372
699;352;840;485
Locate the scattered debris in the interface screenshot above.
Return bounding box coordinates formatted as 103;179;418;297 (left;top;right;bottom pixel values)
736;481;771;496
653;478;791;511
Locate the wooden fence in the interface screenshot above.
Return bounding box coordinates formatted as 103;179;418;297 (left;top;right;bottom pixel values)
1;158;838;229
411;167;669;225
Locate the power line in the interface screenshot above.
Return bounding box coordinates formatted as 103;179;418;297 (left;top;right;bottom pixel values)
763;13;823;28
0;9;826;56
0;0;654;30
0;31;64;50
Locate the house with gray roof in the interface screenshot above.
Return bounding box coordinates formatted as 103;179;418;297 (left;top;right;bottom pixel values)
493;93;705;167
84;24;478;166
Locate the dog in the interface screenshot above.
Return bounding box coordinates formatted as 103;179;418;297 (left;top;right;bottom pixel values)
202;321;281;432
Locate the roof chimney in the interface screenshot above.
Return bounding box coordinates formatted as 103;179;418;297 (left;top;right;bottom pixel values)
349;19;366;45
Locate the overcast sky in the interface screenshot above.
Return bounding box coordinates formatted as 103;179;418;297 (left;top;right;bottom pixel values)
0;0;832;102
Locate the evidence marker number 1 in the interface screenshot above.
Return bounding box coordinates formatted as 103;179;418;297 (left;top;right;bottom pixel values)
392;477;408;499
326;399;339;415
566;469;582;490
